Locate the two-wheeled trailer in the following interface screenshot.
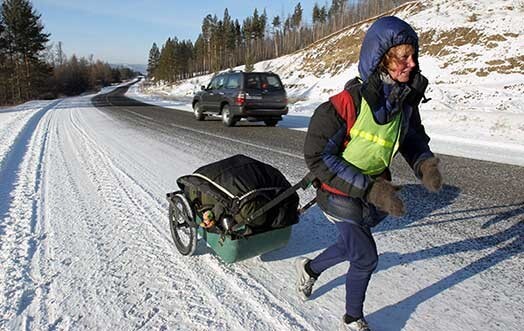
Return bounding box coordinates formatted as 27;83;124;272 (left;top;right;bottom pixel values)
166;171;316;263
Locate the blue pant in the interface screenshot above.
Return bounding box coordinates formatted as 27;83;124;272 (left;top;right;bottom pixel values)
309;218;378;318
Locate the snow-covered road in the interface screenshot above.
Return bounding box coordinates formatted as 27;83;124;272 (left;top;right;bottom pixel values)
0;94;320;330
0;91;522;330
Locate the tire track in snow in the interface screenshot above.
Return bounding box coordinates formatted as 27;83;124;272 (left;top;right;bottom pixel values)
0;100;61;329
62;109;164;329
18;104;161;330
0;100;62;239
77;107;260;327
49;107;121;328
66;106;315;330
1;97;104;329
205;258;317;331
27;101;95;330
45;108;239;330
83;111;316;330
0;97;317;330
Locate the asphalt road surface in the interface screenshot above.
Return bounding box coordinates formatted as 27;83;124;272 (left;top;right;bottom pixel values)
92;85;524;205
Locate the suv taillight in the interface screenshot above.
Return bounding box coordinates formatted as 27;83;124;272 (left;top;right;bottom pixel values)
235;92;245;106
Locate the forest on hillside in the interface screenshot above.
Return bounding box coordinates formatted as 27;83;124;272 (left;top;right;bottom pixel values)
0;0;139;106
147;0;412;82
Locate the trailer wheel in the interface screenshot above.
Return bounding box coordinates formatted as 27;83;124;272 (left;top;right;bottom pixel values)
168;193;197;256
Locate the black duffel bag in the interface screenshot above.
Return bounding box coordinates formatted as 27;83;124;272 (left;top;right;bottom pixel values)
176;154;299;231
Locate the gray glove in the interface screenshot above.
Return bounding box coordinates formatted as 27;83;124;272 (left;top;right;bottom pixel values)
419;157;443;192
366;178;405;217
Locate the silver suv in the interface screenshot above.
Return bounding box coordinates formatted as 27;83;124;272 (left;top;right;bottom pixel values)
192;71;288;127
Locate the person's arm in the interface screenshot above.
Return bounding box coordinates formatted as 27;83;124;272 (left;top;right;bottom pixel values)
400;105;443;192
304;102;371;198
399;105;434;177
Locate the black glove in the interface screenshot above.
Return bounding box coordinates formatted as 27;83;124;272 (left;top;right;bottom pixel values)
419;157;443;192
366;178;405;216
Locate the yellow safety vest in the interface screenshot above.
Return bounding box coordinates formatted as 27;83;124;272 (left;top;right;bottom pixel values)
342;97;402;176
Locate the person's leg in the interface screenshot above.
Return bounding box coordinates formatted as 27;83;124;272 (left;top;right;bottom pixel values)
296;217;350;300
339;222;378;319
308;231;347;275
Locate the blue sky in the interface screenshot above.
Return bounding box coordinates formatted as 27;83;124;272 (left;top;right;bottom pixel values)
32;0;320;65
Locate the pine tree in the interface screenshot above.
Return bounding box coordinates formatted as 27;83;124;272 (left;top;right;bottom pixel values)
329;0;346;30
312;3;328;40
156;38;176;82
223;9;236;68
292;3;303;29
147;42;160;78
272;16;281;57
258;9;267;59
193;34;205;75
1;0;50;102
56;41;65;65
0;17;10;104
207;15;220;72
201;14;214;73
244;52;254;72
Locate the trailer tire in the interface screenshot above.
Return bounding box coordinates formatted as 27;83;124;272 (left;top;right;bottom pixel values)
168;193;197;256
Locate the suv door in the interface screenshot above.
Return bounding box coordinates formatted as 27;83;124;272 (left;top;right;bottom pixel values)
243;73;287;110
210;75;226;112
202;75;225;112
200;76;217;111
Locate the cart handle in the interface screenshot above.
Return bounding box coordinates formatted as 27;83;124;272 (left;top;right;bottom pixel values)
244;172;317;224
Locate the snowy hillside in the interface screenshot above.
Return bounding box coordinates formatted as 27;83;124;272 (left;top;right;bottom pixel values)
138;0;524;166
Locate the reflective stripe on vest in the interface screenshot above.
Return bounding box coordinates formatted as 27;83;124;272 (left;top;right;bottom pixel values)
342;97;402;176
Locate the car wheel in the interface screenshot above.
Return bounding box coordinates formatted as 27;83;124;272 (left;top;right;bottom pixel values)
194;102;205;121
264;119;278;127
221;104;236;127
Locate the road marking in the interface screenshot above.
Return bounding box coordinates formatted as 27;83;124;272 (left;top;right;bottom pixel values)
105;93;113;107
168;123;302;159
127;110;153;121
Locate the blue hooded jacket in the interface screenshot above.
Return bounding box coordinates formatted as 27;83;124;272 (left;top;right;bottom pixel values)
304;16;434;223
358;16;419;82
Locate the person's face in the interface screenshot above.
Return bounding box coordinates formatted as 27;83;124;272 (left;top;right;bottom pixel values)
386;44;416;83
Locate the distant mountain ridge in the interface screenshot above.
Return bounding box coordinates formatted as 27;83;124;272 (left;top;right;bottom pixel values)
110;63;146;74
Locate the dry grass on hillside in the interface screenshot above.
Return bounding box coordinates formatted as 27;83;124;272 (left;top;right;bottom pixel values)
420;27;523;76
301;30;365;77
296;2;422;77
284;2;522;78
476;55;524;76
419;27;485;57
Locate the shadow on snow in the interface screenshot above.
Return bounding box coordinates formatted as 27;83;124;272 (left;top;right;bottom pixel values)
261;183;523;330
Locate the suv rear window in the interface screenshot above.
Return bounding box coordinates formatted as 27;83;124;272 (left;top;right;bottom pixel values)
245;73;283;91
